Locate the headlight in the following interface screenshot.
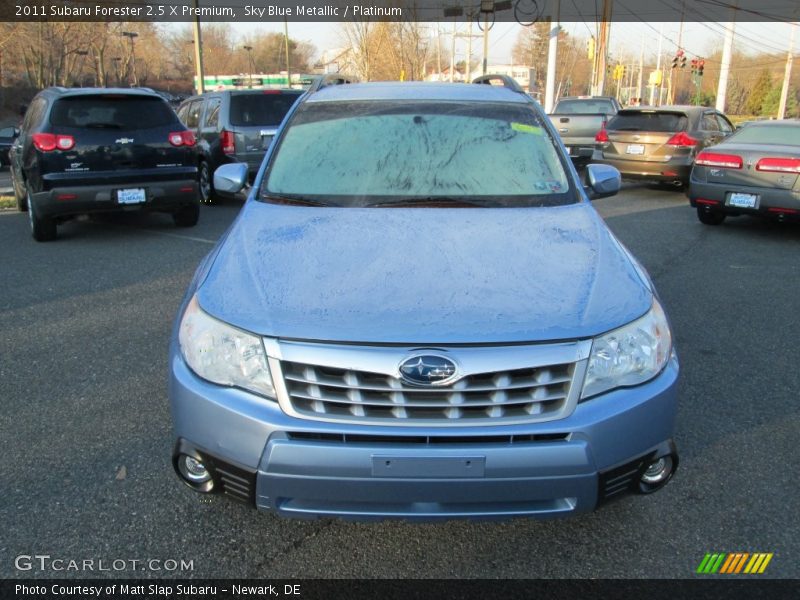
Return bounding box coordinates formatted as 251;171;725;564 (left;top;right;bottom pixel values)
178;295;275;398
581;299;672;399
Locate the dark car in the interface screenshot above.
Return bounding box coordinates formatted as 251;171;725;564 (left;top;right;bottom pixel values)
10;87;200;242
688;119;800;226
177;89;303;202
592;106;735;188
0;125;20;166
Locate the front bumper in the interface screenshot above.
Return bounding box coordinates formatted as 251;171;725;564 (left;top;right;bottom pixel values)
169;350;680;521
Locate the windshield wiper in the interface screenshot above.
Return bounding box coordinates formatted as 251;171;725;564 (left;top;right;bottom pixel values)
260;193;335;207
367;196;487;208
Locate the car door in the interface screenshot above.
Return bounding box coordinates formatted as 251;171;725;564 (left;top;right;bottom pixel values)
714;113;735;140
10;97;47;190
198;96;221;167
697;111;723;151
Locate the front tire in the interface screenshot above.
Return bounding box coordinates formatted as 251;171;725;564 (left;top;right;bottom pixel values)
173;202;200;227
697;206;726;226
28;192;57;241
198;161;214;204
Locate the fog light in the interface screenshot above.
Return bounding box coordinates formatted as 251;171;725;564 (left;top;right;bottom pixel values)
639;455;674;493
178;454;212;484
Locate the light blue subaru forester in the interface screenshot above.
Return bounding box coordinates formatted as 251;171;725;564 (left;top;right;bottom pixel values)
169;75;679;520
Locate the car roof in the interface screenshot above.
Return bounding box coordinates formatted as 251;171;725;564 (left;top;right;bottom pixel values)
305;82;531;104
42;87;163;99
618;105;709;115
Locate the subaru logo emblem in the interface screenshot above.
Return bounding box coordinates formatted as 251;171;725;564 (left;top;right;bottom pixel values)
398;354;458;386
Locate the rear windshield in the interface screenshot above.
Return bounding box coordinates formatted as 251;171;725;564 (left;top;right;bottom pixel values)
728;124;800;145
50;95;177;129
607;111;688;132
229;92;302;126
554;99;616;114
262;100;575;208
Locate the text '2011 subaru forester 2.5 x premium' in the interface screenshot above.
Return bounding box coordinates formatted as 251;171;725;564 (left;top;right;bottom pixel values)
169;75;679;521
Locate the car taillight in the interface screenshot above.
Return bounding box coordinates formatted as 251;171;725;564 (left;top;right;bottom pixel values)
168;131;195;147
695;151;742;169
33;133;75;152
595;129;609;143
666;132;697;147
756;157;800;173
221;130;235;155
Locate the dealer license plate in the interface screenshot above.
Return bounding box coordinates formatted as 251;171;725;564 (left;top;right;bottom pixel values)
626;144;645;155
117;188;146;205
728;192;758;209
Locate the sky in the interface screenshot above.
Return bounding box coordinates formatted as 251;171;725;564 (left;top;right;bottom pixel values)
210;20;797;68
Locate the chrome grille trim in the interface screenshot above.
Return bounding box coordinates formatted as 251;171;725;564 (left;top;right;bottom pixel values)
265;339;591;427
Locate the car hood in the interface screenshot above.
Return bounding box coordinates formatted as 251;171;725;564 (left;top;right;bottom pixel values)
196;201;652;344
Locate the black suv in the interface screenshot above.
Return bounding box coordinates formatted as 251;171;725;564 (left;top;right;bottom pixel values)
177;89;302;202
10;87;200;241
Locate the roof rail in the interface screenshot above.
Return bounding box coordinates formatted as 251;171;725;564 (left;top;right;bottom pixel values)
307;74;358;93
472;74;524;94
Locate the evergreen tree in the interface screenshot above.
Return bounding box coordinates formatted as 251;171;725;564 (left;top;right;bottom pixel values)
745;69;774;115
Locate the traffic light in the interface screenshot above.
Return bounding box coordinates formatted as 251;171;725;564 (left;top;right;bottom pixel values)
697;59;705;76
672;55;679;69
690;58;698;74
680;56;687;69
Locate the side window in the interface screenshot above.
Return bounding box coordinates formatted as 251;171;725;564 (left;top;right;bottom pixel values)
22;98;47;131
185;100;203;128
701;113;719;132
715;114;733;134
176;103;190;124
0;126;16;137
203;98;221;128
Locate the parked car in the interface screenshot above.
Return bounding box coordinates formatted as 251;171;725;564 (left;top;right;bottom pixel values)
688;119;800;226
10;87;200;242
548;96;621;162
592;106;735;188
0;125;20;166
177;89;303;202
168;75;679;521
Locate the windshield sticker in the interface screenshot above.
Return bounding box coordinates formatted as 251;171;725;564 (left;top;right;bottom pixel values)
511;122;543;135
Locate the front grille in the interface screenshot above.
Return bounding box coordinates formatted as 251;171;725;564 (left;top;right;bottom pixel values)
287;432;569;444
280;361;576;424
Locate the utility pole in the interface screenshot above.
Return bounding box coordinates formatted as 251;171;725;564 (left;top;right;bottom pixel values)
668;4;685;104
595;0;612;95
636;34;644;105
649;24;663;106
778;22;796;119
716;11;736;112
467;18;474;81
435;23;442;79
284;18;291;87
449;20;456;82
481;10;490;75
192;0;205;94
544;0;560;113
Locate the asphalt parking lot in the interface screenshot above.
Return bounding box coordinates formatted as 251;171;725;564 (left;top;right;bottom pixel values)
1;184;798;579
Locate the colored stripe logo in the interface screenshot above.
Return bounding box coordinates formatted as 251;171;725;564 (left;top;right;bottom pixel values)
696;553;773;574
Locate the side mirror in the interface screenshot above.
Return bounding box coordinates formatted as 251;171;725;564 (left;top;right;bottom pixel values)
584;164;621;199
213;162;248;196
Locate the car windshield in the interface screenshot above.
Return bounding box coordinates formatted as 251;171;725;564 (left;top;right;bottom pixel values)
728;124;800;145
229;92;302;126
262;100;574;208
555;99;616;114
607;111;688;132
50;95;177;129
